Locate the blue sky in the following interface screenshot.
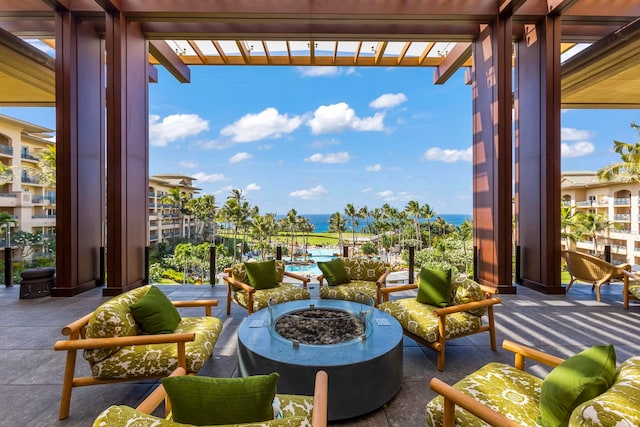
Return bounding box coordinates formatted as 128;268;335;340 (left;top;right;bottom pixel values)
1;63;638;216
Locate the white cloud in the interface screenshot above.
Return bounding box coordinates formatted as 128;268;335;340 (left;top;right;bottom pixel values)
192;172;227;183
149;114;209;147
289;185;327;200
423;147;473;163
246;183;261;191
229;152;252;163
362;187;372;192
369;93;407;109
305;152;350;164
307;102;385;134
376;190;413;202
296;67;355;77
213;185;234;195
561;141;595;158
179;160;197;169
561;127;592;141
220;107;303;143
366;164;382;172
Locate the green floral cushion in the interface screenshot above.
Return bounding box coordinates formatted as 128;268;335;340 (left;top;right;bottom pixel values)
233;283;310;313
451;276;488;317
84;285;151;363
319;280;377;302
569;356;640;426
425;362;543;427
629;284;640;299
378;297;482;343
89;316;223;379
232;261;285;285
342;258;387;281
93;394;315;427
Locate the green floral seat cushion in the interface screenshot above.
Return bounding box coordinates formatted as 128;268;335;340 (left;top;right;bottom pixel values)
233;283;311;313
84;285;151;363
93;394;314;427
451;276;488;317
319;280;378;301
425;362;543;427
378;298;482;343
341;258;387;281
569;356;640;426
629;284;640;299
90;316;223;379
232;261;285;286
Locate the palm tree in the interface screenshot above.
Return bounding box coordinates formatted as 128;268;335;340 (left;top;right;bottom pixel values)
580;212;614;255
285;208;298;261
186;194;217;243
405;200;422;248
297;216;314;259
458;219;473;275
328;212;347;248
221;190;251;261
560;203;584;251
597;122;640;183
162;187;193;240
421;203;435;247
37;145;56;188
344;203;358;249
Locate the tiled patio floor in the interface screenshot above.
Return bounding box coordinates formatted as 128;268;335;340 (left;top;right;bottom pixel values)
1;279;639;426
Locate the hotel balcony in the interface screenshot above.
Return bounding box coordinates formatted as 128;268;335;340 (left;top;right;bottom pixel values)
0;193;18;207
30;214;56;227
613;213;631;221
20;151;40;162
614;198;631;206
0;145;13;156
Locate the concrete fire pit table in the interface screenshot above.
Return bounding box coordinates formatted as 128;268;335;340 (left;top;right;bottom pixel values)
237;299;403;421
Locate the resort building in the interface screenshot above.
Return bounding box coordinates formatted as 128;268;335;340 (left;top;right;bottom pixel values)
562;171;640;266
0;114;56;251
0;115;199;254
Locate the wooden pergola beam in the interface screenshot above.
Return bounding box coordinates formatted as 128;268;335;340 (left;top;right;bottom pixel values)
433;42;471;84
148;40;190;83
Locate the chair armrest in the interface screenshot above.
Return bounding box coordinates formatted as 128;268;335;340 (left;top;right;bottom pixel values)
60;312;93;337
479;284;499;296
53;332;196;351
378;283;418;294
429;378;522;427
136;367;187;416
173;299;219;316
223;276;256;293
284;270;312;287
312;370;329;427
317;275;325;287
502;339;564;370
376;270;390;287
432;297;501;316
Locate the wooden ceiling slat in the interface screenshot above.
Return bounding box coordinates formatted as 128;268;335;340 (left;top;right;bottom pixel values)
187;40;206;64
211;40;227;63
397;41;411;64
374;41;387;65
262;40;271;64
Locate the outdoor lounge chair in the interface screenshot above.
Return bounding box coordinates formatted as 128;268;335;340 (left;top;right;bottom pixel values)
93;368;329;427
224;259;311;315
622;270;640;309
562;250;631;301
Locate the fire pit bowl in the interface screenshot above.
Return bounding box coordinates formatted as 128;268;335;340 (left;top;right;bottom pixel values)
237;298;403;421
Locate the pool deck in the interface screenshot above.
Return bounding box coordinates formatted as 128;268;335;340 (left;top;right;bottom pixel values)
1;278;640;426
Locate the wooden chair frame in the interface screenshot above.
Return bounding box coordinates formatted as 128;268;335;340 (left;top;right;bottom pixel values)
223;268;310;315
136;368;329;427
562;250;631;301
622;270;640;309
430;339;565;427
53;299;219;420
378;283;501;371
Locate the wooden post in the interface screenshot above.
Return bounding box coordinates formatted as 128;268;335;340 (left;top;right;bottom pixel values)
98;246;105;285
343;246;349;257
409;246;415;284
209;245;216;286
144;246;149;284
4;248;11;287
276;245;282;260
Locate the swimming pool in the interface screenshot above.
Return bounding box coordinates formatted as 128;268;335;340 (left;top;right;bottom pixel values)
284;248;339;276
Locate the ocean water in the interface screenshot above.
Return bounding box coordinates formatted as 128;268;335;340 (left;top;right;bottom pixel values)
278;213;472;233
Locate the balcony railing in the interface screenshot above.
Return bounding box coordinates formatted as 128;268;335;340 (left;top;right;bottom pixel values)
613;214;631;221
575;200;593;207
32;214;56;219
0;145;13;156
614;197;631;205
21;176;41;184
21;151;40;161
0;193;16;198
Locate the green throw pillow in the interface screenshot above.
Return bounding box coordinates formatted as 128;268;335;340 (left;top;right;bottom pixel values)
162;373;279;425
318;258;351;286
129;285;181;334
416;267;452;307
538;344;616;427
245;260;279;290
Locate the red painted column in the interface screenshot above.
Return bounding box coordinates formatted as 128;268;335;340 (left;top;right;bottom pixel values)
472;16;515;293
51;11;105;296
514;17;564;294
104;12;149;296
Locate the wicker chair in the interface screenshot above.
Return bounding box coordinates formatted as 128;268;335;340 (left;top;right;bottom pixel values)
622;270;640;309
561;250;631;301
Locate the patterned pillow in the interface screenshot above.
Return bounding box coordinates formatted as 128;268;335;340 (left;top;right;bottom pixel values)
83;285;150;363
451;276;487;317
342;257;387;281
